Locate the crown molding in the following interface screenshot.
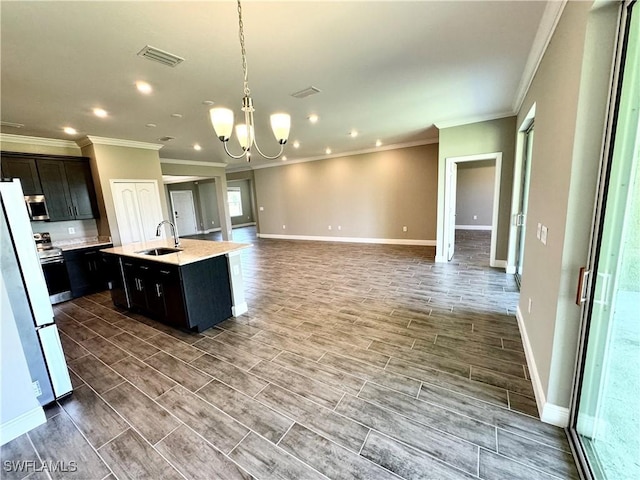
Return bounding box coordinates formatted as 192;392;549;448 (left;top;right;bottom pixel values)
250;139;439;170
512;0;568;113
160;158;228;168
0;133;80;149
434;111;515;130
77;135;163;150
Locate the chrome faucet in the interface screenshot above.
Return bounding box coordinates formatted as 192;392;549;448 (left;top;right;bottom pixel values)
156;220;180;247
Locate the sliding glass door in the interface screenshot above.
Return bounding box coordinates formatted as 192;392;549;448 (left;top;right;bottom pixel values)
570;3;639;479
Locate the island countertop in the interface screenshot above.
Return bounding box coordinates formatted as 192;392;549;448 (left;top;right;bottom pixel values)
100;238;251;266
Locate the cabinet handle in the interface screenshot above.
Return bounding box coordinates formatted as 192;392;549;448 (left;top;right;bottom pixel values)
160;270;171;275
68;205;73;215
140;266;149;271
155;284;162;297
73;205;78;216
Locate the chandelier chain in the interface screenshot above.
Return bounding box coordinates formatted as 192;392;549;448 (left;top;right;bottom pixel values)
237;0;250;96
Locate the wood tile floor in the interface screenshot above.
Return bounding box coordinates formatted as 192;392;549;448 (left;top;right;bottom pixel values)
1;228;579;479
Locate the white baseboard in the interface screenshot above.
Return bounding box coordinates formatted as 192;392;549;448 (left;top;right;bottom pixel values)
232;302;248;317
506;265;516;274
515;306;569;427
257;233;436;247
455;225;493;231
232;222;256;228
0;406;46;446
490;259;508;269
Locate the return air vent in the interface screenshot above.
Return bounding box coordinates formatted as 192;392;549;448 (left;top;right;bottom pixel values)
1;121;25;128
137;45;184;67
291;86;322;99
158;136;175;142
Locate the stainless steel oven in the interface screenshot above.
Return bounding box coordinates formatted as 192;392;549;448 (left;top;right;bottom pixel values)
34;232;72;304
25;195;50;221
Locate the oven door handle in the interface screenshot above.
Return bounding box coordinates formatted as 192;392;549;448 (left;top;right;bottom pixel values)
40;257;65;265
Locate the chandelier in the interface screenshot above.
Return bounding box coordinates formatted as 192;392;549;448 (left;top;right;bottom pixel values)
209;0;291;162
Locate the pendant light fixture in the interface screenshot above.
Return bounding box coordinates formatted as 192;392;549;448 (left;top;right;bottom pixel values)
209;0;291;162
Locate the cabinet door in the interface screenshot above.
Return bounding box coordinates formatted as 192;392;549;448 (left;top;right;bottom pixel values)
0;157;42;195
157;266;187;327
64;161;98;219
37;160;73;221
122;261;146;309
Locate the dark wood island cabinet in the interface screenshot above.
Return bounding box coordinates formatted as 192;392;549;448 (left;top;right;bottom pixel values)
101;239;250;333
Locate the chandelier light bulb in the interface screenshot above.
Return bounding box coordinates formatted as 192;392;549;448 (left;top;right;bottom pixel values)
210;107;234;141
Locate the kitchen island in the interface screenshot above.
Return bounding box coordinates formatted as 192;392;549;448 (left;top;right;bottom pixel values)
101;239;250;332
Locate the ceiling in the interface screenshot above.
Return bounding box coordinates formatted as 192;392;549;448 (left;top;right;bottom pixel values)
0;1;547;169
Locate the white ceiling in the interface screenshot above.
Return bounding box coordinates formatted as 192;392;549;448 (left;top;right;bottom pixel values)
0;1;547;169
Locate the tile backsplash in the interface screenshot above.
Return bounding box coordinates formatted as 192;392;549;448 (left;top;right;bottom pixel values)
31;219;98;241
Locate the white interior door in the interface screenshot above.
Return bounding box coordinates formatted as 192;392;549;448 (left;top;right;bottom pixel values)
447;162;458;261
112;181;163;245
135;182;163;241
170;190;198;236
112;182;144;244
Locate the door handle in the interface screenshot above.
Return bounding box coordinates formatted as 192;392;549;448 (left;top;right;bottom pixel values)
576;267;591;306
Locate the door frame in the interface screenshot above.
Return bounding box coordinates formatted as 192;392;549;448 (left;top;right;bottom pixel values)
506;104;536;275
440;152;502;266
568;1;636;478
169;189;198;236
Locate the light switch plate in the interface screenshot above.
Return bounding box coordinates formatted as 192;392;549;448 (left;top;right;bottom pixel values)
537;223;542;239
541;225;548;245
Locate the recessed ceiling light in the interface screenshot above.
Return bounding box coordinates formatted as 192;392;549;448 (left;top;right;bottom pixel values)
376;139;382;147
202;100;215;106
308;114;319;124
136;81;152;94
349;130;358;138
63;127;77;135
146;123;157;128
293;141;300;149
325;148;332;155
193;144;202;151
93;108;108;118
171;113;183;118
282;156;287;161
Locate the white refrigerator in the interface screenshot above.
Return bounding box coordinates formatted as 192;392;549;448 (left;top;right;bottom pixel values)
0;179;72;405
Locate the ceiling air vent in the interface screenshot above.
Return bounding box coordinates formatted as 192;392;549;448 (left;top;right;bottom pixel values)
1;121;25;128
291;86;322;99
137;45;184;67
158;136;175;142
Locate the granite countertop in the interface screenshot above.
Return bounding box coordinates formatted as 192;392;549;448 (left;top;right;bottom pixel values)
100;238;251;266
54;236;113;251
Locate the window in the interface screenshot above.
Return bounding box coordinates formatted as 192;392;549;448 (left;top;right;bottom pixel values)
227;188;243;217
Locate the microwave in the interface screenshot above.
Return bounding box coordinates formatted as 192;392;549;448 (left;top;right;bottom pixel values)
25;195;50;221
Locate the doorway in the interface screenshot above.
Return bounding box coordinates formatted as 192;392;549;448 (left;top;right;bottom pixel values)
514;124;534;287
569;3;639;479
169;190;198;237
442;152;502;266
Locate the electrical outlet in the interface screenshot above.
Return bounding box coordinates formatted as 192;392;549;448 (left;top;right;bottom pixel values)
473;215;478;220
328;225;332;230
337;226;341;231
541;225;548;245
282;224;286;229
402;226;408;232
259;206;264;211
211;221;215;225
528;298;532;313
68;227;75;234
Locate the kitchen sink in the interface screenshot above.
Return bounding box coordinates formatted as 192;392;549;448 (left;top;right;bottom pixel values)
135;247;183;256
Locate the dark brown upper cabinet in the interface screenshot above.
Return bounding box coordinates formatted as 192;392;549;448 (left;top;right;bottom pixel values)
1;151;99;221
38;159;99;221
0;155;43;195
